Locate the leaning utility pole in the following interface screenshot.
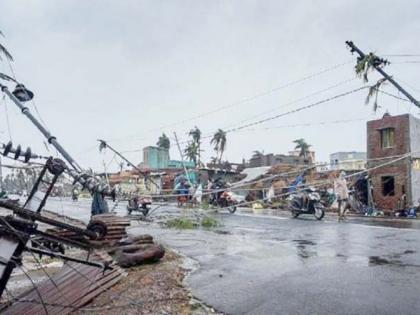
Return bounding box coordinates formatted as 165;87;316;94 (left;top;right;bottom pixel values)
0;155;3;191
98;140;160;189
0;83;83;171
346;41;420;108
173;132;192;186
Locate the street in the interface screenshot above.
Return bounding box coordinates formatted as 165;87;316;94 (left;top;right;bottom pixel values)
129;207;420;315
43;199;420;314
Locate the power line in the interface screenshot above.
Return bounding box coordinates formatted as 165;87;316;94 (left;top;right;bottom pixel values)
395;78;420;94
225;86;367;133
177;86;365;146
391;61;420;64
107;60;354;144
2;96;13;141
175;79;362;145
221;77;357;131
383;54;420;57
115;76;360;150
152;60;354;132
377;89;411;103
229;117;369;131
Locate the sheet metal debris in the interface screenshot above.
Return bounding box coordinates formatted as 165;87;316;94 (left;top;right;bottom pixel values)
1;256;125;315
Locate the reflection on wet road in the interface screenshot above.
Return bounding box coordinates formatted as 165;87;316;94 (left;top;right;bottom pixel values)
129;207;420;315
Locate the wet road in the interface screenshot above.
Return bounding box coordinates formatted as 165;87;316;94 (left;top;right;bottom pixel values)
130;208;420;315
44;199;420;315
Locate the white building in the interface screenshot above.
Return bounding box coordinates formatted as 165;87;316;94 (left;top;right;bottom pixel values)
330;152;366;171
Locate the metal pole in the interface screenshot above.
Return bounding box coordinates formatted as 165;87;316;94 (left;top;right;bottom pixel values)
0;83;82;171
98;140;160;189
173;132;192;186
0;156;2;191
345;41;420;108
102;160;110;185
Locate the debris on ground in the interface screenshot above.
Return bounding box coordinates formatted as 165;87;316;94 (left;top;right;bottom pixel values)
1;252;125;315
74;250;220;315
108;234;166;268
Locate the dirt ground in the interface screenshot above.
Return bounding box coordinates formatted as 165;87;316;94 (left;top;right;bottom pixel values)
73;249;218;315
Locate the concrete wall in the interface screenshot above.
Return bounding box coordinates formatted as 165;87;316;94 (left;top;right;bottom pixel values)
143;146;169;169
330;151;366;170
249;153;308;168
409;115;420;206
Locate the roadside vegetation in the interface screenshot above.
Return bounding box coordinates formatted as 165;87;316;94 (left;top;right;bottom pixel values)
166;215;220;229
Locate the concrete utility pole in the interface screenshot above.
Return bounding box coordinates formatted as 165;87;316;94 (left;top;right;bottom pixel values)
0;156;3;191
173;132;192;186
346;41;420;108
98;140;160;189
0;83;83;171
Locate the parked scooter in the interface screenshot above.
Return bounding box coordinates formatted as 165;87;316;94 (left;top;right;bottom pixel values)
127;195;152;216
288;187;325;220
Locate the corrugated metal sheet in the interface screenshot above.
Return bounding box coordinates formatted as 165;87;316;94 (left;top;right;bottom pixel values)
2;259;125;315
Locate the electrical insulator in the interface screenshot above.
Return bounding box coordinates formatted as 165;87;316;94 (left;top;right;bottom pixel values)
1;141;40;163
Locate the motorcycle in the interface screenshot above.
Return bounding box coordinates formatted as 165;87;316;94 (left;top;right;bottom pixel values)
127;195;152;216
177;194;189;207
211;190;237;213
288;187;325;220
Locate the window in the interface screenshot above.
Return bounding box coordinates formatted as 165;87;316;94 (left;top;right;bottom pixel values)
381;176;395;196
380;128;395;148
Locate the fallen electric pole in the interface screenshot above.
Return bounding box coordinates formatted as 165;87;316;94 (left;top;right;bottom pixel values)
346;40;420;108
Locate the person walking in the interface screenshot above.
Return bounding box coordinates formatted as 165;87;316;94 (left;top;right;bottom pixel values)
334;171;349;221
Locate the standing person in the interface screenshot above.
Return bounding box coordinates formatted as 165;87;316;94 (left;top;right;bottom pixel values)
193;182;203;206
334;171;349;220
267;183;275;204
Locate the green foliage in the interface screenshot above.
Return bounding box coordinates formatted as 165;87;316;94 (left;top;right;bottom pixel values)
365;78;387;112
293;138;311;159
201;216;219;228
166;217;197;229
157;133;170;150
188;126;202;166
188;126;202;144
184;142;198;165
355;53;376;83
165;215;220;229
200;201;210;210
210;129;227;163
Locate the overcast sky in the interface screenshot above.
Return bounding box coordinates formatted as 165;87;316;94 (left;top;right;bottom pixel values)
1;0;420;172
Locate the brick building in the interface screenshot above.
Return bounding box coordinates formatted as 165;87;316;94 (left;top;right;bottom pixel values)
367;113;420;210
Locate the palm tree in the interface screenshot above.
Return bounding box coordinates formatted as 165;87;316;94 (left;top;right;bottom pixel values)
252;150;264;157
184;142;198;165
210;129;227;163
188;126;202;166
0;31;13;61
156;133;170;150
210;156;218;164
293;139;311;160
